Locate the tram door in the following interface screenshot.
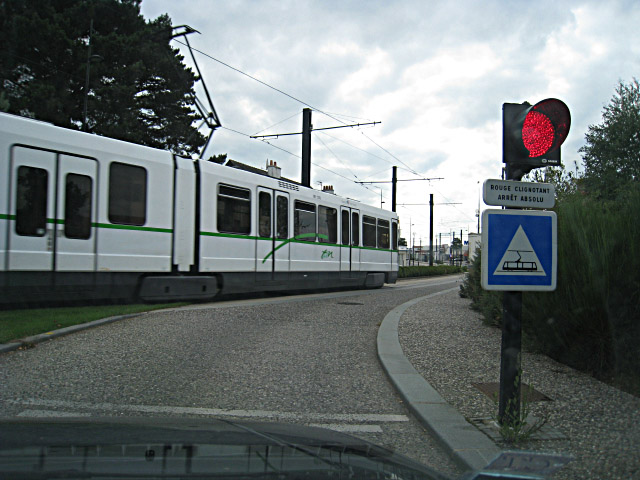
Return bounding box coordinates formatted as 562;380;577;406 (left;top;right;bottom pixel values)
340;207;360;272
7;146;97;271
256;188;290;275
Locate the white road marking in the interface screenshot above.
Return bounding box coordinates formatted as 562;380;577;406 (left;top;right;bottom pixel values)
11;399;409;423
308;424;383;433
17;409;90;418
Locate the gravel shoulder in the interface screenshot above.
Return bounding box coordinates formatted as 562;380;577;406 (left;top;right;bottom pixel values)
398;289;640;480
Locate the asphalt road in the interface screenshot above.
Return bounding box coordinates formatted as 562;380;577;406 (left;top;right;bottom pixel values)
0;275;465;477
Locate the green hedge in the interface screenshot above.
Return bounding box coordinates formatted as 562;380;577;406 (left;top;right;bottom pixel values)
399;265;466;278
460;185;640;394
522;186;640;382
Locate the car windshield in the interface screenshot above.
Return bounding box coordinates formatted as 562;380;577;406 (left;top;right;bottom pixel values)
1;2;639;480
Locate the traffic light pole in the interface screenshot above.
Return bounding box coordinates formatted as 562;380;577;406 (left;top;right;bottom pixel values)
498;163;523;425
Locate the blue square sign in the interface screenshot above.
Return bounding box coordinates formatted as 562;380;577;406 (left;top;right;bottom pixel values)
481;209;557;291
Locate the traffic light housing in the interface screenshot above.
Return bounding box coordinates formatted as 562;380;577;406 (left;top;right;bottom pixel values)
503;99;571;178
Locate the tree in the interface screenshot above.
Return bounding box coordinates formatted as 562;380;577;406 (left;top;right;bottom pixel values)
207;153;228;164
0;0;206;156
580;78;640;199
523;164;579;202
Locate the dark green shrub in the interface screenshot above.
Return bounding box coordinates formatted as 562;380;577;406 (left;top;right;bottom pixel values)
398;265;465;278
460;248;502;327
459;187;640;391
523;186;640;379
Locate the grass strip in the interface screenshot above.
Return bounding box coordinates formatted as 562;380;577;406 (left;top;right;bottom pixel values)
0;303;188;344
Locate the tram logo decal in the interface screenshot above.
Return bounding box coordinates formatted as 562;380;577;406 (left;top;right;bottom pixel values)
261;233;329;263
321;249;334;259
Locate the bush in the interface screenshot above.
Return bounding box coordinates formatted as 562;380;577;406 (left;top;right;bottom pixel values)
459;249;502;327
460;185;640;391
523;185;640;380
398;265;466;278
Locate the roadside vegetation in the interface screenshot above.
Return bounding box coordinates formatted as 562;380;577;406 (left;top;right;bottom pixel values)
461;79;640;396
0;304;186;344
399;265;466;278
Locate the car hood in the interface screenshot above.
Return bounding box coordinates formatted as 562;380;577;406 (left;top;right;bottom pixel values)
0;416;452;479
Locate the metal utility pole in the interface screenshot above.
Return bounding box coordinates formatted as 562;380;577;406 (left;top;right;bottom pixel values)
252;108;379;189
392;166;397;212
398;197;458;266
409;219;413;266
301;108;312;188
429;194;434;266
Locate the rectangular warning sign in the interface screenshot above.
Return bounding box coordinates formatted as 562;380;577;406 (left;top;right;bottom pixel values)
481;209;557;291
483;179;555;208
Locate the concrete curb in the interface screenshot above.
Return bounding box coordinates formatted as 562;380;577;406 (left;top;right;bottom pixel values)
377;287;501;472
0;313;142;354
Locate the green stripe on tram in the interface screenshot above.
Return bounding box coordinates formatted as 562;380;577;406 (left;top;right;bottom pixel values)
92;222;173;233
1;215;397;251
0;214;172;233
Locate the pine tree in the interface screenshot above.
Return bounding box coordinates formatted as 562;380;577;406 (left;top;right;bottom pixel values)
0;0;206;156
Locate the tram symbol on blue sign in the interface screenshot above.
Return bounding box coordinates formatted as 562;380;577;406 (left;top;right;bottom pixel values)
481;210;557;291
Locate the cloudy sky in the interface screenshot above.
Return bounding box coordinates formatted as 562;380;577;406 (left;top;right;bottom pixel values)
141;0;639;246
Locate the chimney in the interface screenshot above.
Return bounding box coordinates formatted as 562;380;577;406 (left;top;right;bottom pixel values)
266;159;281;178
322;185;335;194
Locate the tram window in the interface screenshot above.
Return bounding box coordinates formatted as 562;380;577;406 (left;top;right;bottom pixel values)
352;212;360;246
392;221;398;250
217;184;251;235
276;196;288;239
341;211;349;245
294;200;316;242
378;219;390;249
259;191;271;238
16;166;48;237
318;206;337;243
108;163;146;226
65;173;92;240
363;215;376;248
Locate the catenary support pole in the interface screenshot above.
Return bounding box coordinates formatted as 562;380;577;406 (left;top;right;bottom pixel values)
301;108;312;188
392;166;397;212
429;194;434;266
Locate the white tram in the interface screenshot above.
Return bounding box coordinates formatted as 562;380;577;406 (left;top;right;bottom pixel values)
0;112;399;305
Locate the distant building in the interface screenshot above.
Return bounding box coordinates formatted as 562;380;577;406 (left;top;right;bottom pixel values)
468;233;481;262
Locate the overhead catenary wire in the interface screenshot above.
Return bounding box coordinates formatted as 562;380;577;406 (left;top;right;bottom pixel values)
315;135;363;182
174;37;474;228
9;19;441;227
252;110;301;136
220;125;383;196
9;21;424;186
317;131;395;165
173;39;428;175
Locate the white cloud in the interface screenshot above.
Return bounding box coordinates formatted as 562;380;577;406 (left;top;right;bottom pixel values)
140;0;640;241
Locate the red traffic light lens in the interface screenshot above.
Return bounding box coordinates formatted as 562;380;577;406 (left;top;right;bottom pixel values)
522;99;571;157
523;111;554;157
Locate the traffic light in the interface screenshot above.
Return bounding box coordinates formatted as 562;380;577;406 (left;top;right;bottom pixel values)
503;99;571;176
